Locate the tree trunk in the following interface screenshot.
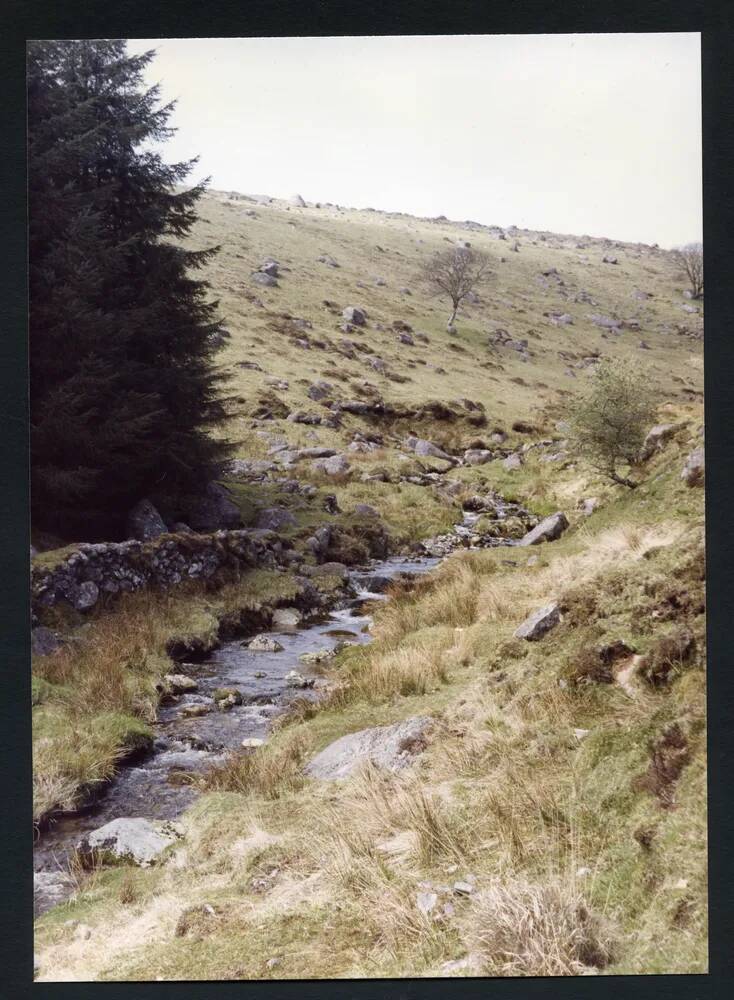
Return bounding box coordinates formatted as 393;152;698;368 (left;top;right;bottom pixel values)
447;303;458;330
610;470;638;489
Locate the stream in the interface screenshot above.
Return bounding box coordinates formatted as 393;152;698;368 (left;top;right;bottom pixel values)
33;500;527;915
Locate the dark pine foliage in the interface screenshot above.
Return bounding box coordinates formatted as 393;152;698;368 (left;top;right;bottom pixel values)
28;39;231;539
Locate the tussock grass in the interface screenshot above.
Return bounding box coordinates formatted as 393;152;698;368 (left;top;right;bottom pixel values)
32;571;304;822
464;876;614;976
202;731;310;799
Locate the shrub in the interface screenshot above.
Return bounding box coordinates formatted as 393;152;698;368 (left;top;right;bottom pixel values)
569;359;658;488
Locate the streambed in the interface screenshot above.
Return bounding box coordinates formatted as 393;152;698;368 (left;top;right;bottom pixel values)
34;502;526;915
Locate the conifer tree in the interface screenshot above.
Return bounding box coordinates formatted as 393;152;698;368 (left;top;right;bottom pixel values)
28;39;230;538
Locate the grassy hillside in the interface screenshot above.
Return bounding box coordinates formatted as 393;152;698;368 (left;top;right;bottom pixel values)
197;190;702;435
33;193;705;980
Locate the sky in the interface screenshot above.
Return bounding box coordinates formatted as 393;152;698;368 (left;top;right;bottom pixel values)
126;34;702;248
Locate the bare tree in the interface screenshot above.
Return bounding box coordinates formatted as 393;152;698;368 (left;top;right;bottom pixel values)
420;246;491;331
673;242;703;299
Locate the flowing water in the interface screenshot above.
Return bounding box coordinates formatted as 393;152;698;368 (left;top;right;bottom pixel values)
33;504;523;915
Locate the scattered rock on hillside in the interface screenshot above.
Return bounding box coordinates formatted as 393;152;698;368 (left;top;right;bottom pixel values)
289;193;306;207
640;423;684;461
304;716;433;780
602;255;618;264
403;436;453;462
127;499;168;542
256;507;298;531
502;453;523;471
547;312;574;326
514;602;561;640
311;454;350;476
306;380;334;401
317;254;339;267
187;482;241;532
342;306;366;326
578;497;600;516
287;410;322;425
248;634;284;652
518;511;569;546
76;818;183;866
252;271;278;287
589;314;621;330
464;449;493;465
259;260;279;277
353;503;379;518
681;447;705;486
397;331;415;345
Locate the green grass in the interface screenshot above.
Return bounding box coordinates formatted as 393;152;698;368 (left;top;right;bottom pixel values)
32;194;706;981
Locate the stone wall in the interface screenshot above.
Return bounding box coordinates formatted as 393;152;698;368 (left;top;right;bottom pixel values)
31;529;292;618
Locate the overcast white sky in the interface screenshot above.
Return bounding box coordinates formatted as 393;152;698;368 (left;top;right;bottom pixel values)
127;33;701;247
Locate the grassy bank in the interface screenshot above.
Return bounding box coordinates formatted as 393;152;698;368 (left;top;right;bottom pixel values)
31;569;337;825
34;426;706;980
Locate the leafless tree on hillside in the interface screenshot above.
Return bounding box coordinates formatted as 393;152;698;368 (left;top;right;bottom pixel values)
420;246;492;331
673;242;703;299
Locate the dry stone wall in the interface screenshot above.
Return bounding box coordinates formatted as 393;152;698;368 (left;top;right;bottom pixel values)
31;529;291;618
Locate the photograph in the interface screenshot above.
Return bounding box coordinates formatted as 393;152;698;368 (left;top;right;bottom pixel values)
28;32;706;981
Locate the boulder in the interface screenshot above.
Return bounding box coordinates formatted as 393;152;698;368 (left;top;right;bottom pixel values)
304;716;433;780
73;580;99;611
271;607;302;627
353;503;379;518
589;314;621;330
681;447;705;486
259;260;279;277
181;704;210;718
518;511;569;546
306;381;333;401
76;817;182;866
285;670;315;689
127;499;168;542
251;271;278;287
311;454;350;476
31;626;63;657
640;423;683;461
514;602;561;640
255;507;298;531
464;449;493;466
342;306;366;326
289;194;306;207
163;673;198;694
317;254;339;268
397;332;415;346
502;453;523;471
187;482;241;532
248;634;284;653
578;497;599;517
